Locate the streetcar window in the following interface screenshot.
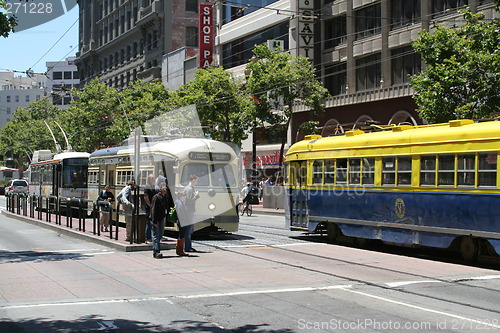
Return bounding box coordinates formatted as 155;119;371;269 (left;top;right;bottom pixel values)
88;171;99;184
382;157;395;185
362;157;375;185
117;170;134;185
438;155;454;186
312;160;323;184
420;155;436;186
31;168;40;184
43;166;53;185
139;170;150;186
211;164;236;187
397;156;412;185
181;163;209;186
478;153;497;187
349;159;361;185
63;159;88;188
324;159;335;184
336;159;347;184
457;154;475;186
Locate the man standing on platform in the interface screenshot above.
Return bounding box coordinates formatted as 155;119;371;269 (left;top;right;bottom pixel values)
150;183;173;258
143;174;158;244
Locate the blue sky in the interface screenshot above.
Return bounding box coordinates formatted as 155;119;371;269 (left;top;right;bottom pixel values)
0;7;78;76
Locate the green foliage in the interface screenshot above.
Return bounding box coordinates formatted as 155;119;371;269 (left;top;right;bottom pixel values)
245;44;329;167
411;8;500;123
0;0;17;38
171;66;254;146
110;80;171;141
60;78;120;151
0;98;62;161
297;121;320;136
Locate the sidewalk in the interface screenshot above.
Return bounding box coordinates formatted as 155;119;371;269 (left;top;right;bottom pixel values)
1;208;175;252
1;204;284;252
252;203;285;216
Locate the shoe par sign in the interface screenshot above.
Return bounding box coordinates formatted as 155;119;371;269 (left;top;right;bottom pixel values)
4;0;77;32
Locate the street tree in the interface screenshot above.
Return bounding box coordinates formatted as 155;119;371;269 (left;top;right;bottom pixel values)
171;66;254;147
411;5;500;123
0;98;62;162
110;80;171;140
0;0;17;38
245;44;329;169
60;78;118;151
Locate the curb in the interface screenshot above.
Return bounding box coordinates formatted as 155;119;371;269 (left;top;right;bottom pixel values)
1;209;175;252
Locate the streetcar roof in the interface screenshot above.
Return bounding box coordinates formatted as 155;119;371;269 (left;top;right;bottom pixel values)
31;151;90;165
285;119;500;160
90;138;236;160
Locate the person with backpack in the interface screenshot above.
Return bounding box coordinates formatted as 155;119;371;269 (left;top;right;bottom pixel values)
97;185;114;232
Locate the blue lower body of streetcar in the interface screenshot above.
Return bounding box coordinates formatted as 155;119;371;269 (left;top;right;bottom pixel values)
289;188;500;255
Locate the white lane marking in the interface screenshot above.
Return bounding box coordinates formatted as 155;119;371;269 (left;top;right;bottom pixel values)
387;275;500;287
175;285;353;299
97;321;118;330
275;243;316;247
454;275;500;281
386;280;443;287
1;297;174;309
340;287;500;329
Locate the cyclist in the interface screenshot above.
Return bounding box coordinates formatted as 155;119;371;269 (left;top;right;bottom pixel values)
241;182;253;212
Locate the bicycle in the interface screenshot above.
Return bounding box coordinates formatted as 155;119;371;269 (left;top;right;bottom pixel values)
238;201;252;216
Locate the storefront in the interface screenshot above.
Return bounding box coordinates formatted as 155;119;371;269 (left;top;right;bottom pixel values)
242;148;285;185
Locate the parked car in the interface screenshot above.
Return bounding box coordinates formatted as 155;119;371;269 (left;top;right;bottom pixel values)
5;179;29;196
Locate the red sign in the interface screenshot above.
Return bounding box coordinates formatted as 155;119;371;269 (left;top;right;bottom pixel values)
199;4;213;69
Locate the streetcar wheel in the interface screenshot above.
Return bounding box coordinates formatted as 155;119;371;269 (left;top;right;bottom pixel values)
460;236;479;262
326;223;339;243
246;205;252;216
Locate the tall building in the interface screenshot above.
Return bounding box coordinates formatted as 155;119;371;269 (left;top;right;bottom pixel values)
46;57;80;108
75;0;199;89
214;0;498;180
0;71;46;130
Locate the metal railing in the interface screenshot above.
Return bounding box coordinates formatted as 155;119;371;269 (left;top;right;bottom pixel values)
5;193;142;244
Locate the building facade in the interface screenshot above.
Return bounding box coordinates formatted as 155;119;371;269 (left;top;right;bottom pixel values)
46;57;80;108
214;0;498;181
0;71;46;130
75;0;199;89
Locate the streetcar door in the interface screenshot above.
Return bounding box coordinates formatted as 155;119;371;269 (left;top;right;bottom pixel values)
54;164;61;197
290;161;309;229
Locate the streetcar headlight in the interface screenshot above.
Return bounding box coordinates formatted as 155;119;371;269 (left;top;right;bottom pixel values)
208;202;216;211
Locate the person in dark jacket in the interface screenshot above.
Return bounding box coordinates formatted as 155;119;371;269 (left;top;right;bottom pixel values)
150;182;174;258
97;184;114;232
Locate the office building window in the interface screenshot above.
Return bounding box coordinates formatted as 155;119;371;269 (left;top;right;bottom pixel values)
324;62;347;95
73;71;79;79
186;0;197;12
433;0;468;16
6;96;10;103
324;15;347;49
356;53;381;91
222;22;289;68
53;71;63;80
355;4;381;40
222;0;279;25
25;95;30;102
186;27;198;47
392;46;421;84
64;71;72;79
391;0;420;29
